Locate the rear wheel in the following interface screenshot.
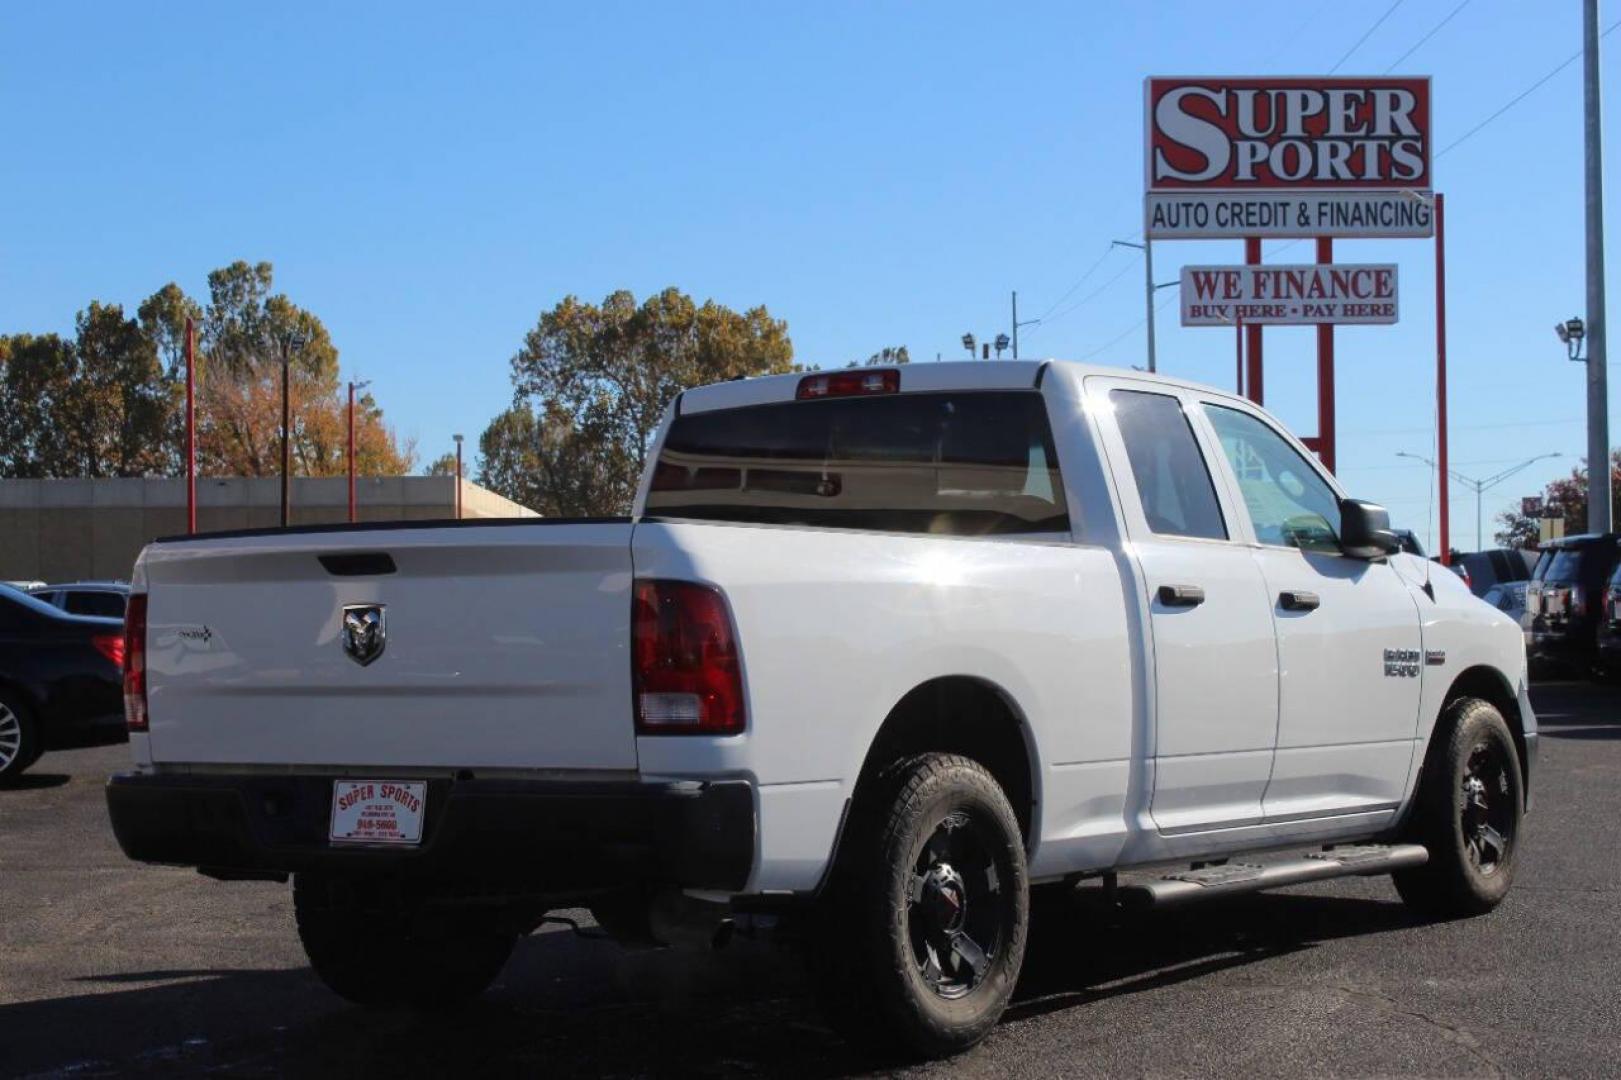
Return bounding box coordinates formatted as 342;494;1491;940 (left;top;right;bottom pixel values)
805;753;1028;1059
1394;698;1523;918
0;694;40;786
293;873;517;1010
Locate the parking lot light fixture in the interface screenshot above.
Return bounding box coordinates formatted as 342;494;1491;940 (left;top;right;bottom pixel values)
1557;316;1587;361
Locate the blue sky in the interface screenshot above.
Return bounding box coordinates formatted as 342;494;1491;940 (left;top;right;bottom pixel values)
2;1;1613;548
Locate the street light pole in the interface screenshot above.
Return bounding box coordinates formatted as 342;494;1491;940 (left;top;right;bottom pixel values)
1584;0;1612;534
453;433;464;520
1397;451;1562;550
347;379;371;524
278;330;307;528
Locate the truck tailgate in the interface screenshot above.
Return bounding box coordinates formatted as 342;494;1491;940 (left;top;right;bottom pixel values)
138;522;637;771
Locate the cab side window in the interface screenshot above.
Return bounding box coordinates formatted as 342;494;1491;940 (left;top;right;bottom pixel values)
1204;404;1341;553
1110;390;1227;541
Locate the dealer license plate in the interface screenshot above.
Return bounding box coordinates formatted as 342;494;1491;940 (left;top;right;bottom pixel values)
329;780;427;845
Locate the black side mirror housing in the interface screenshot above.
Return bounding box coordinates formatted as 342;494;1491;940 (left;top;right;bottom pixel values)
1340;498;1400;559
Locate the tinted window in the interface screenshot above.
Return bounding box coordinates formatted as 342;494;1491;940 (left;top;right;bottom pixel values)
64;591;126;618
1544;550;1585;583
1109;390;1226;540
646;391;1069;537
1204;404;1342;553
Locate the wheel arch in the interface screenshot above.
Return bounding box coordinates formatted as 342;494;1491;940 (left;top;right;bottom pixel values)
843;675;1040;850
1442;665;1528;782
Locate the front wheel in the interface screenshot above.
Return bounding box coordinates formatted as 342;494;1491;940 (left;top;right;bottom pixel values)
293;874;517;1010
1394;698;1524;918
806;753;1029;1059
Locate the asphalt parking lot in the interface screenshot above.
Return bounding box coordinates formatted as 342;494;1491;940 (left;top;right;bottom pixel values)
2;681;1617;1079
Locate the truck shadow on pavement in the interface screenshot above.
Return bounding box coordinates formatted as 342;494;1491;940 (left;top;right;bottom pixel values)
1;891;1426;1078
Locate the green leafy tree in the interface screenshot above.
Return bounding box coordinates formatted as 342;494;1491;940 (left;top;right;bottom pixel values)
425;452;458;477
500;288;793;514
0;333;78;477
0;305;175;479
477;403;616;517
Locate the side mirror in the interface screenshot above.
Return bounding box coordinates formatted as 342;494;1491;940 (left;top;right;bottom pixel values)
1340;498;1400;559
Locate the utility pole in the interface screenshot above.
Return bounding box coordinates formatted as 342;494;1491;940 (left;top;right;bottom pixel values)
1111;240;1157;372
1585;0;1612;534
1011;291;1040;360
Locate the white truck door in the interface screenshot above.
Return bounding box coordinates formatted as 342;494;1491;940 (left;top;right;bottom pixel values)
1197;400;1422;823
1089;380;1280;833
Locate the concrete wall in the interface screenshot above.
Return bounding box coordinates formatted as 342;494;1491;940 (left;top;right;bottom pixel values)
0;477;538;583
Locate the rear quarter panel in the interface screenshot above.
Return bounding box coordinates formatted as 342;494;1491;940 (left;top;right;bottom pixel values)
632;520;1136;892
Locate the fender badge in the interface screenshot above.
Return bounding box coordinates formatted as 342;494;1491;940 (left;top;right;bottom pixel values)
1425;650;1447;666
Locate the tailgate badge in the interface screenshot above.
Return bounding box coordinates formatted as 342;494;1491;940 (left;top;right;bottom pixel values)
341;604;387;666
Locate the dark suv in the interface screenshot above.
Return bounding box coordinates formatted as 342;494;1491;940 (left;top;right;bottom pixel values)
1524;534;1621;676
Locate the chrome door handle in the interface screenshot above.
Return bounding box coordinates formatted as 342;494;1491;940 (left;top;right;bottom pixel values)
1157;584;1206;608
1279;590;1321;611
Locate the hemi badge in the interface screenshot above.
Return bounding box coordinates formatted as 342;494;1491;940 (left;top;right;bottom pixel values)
1425;650;1447;666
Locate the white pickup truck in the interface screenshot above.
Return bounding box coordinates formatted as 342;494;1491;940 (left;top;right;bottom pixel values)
108;360;1533;1057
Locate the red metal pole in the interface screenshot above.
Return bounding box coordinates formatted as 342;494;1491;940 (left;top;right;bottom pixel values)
1316;237;1336;474
1244;237;1263;404
1435;193;1451;564
1235;314;1244;396
184;317;196;534
347;381;357;524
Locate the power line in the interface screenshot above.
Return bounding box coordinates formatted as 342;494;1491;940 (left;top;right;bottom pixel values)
1439;16;1621;159
1026;254;1142;337
1383;0;1471;72
1030;245;1118;323
1082;289;1179;361
1328;0;1405;74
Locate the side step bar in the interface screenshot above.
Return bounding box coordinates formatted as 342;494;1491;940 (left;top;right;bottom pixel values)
1117;844;1429;910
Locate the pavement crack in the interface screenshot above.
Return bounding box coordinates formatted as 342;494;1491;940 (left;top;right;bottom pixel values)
1334;985;1504;1077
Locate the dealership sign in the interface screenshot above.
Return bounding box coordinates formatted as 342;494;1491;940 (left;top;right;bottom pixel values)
1179;263;1398;326
1145;76;1433;239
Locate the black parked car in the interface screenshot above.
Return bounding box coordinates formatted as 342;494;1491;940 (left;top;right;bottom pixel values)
0;586;126;784
1524;534;1621;677
1593;556;1621;680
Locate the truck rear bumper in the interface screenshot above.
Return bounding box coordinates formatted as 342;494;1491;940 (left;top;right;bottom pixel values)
106;772;754;895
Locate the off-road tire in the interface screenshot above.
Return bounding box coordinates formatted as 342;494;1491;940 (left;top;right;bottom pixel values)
1394;697;1524;919
293;873;517;1010
0;692;40;786
805;753;1029;1059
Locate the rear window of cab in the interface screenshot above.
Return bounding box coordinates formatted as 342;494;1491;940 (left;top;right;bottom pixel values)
646;391;1070;537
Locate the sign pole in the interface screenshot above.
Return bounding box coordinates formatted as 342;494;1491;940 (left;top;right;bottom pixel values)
1235;314;1244;396
1436;192;1451;564
184;316;196;535
1244;237;1263;404
1316;237;1337;473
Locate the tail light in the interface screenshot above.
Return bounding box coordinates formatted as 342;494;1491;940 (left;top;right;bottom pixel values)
796;369;900;399
123;593;149;732
91;633;125;669
632;580;745;735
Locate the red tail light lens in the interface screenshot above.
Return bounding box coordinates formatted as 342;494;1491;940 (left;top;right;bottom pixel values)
123;593;148;732
91;633;125;670
632;580;745;735
796;369;900;400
